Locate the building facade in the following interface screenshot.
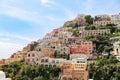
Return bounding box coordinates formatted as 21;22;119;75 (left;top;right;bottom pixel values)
59;58;88;80
80;29;110;37
111;13;120;27
70;41;93;54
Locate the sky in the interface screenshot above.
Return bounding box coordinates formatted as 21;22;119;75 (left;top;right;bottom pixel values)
0;0;120;59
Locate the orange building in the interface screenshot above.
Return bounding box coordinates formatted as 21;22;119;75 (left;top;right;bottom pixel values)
41;48;55;57
72;58;88;80
59;61;73;80
59;58;88;80
5;51;24;64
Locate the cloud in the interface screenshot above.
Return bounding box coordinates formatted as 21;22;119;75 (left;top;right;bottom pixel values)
0;33;35;42
0;41;24;59
0;32;34;59
40;0;54;7
0;4;42;24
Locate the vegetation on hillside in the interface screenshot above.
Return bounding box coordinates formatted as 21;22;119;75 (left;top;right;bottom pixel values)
0;61;61;80
88;55;120;80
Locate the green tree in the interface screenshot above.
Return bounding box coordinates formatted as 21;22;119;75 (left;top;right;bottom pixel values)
106;23;117;33
84;15;93;25
72;29;79;36
88;55;119;80
85;24;96;30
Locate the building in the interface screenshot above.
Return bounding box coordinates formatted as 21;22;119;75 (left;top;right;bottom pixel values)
74;18;86;26
70;41;93;54
75;14;86;19
10;51;23;62
72;58;88;80
111;41;120;56
111;13;120;27
41;48;55;57
59;58;88;80
39;57;66;67
25;51;42;65
95;14;110;20
80;29;110;37
0;59;5;65
93;20;113;27
5;51;24;64
111;41;120;61
59;60;73;80
70;54;90;60
0;71;11;80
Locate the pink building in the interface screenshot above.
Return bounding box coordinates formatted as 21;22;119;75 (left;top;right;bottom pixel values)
70;41;93;54
0;59;5;65
74;18;86;26
52;29;59;36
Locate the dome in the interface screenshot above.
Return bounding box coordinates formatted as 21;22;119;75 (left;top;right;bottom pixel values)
0;71;5;79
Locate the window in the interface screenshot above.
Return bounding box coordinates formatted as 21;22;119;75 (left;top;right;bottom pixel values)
52;60;55;63
36;59;38;61
39;48;41;51
32;59;34;61
45;59;48;62
28;54;30;57
32;54;35;57
41;59;44;62
28;59;30;61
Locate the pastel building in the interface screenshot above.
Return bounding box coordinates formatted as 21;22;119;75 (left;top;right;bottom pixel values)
111;13;120;27
70;41;93;54
39;57;66;67
5;51;24;64
72;58;88;80
0;59;5;65
25;51;42;65
111;41;120;61
95;14;110;20
70;54;90;60
10;51;23;61
111;41;120;56
41;48;55;57
93;20;113;27
80;29;110;37
59;60;73;80
74;17;86;26
75;14;86;19
59;58;88;80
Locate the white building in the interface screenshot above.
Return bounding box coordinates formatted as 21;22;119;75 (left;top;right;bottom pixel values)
111;13;120;21
40;57;66;66
111;41;120;61
111;13;120;27
95;14;110;19
0;71;11;80
111;41;120;56
70;54;90;60
75;14;86;19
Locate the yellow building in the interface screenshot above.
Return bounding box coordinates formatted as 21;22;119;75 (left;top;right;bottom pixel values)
5;51;24;64
60;58;88;80
41;48;55;57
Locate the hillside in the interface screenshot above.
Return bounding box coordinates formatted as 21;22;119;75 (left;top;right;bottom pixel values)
1;13;120;80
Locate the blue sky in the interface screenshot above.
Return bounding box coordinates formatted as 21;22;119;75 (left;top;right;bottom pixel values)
0;0;120;59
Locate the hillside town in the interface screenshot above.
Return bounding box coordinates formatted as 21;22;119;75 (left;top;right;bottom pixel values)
1;13;120;80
